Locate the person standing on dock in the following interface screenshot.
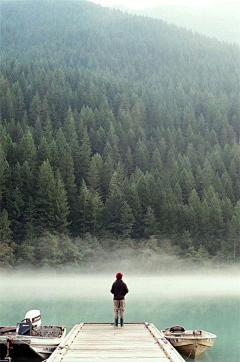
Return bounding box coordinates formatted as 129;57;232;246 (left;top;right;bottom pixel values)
111;272;129;327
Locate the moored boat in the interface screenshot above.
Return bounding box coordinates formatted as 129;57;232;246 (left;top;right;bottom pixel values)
161;325;217;359
0;310;66;360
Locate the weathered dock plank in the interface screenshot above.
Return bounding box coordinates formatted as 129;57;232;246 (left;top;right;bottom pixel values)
46;323;185;362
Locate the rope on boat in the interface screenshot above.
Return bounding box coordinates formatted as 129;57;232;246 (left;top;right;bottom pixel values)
186;339;198;360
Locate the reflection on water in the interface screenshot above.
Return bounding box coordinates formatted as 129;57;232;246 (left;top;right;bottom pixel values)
0;272;239;362
0;346;42;362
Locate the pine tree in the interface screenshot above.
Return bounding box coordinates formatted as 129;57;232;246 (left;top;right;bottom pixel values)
134;139;149;172
229;158;239;201
105;187;133;238
91;192;104;235
79;128;92;183
124;146;134;175
213;173;225;198
46;139;57;170
33;116;43;146
36;231;61;266
29;91;42;125
179;167;195;204
77;106;96;139
59;150;77;212
77;180;92;238
44;117;53;142
143;206;158;238
208;192;224;240
87;153;104;193
63;108;80;169
186;142;197;173
136;172;149;215
228;201;240;259
221;171;235;202
125;183;143;237
174;182;183;204
106;121;120;162
0;209;12;239
0;144;8;214
19;130;37;165
37;136;51;164
37;160;57;232
54;170;70;233
108;162;126;194
12;81;25;123
105;168;133;238
93;126;107;154
23;196;37;240
188;189;202;235
41;95;50;124
3;84;14;121
4;163;25;239
101;155;114;200
151;148;163;173
195;245;210;264
221;197;233;229
0;209;15;267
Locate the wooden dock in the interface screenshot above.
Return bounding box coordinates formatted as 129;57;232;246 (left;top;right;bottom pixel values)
46;323;185;362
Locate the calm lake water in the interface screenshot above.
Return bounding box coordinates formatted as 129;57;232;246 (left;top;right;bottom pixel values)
0;271;239;362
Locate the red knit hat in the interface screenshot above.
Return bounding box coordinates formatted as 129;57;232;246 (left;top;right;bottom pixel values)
116;272;123;280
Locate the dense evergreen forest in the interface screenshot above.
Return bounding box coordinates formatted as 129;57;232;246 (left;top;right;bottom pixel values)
0;0;239;267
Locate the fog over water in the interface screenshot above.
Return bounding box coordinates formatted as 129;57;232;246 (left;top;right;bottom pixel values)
1;267;239;301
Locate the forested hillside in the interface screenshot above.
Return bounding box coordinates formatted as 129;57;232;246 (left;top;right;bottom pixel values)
0;0;239;267
125;2;240;45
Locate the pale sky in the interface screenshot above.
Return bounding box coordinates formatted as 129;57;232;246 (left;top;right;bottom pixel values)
89;0;240;10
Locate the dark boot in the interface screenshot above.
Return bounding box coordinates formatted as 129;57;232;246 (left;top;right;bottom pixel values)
114;318;118;327
120;318;124;327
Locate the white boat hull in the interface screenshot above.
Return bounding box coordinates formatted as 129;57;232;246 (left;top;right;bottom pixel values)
29;336;66;359
0;326;66;360
165;336;216;358
162;327;217;359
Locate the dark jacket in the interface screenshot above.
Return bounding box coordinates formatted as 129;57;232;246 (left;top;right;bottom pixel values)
111;280;129;300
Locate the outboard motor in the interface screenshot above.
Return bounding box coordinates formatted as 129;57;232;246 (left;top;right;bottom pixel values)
24;310;41;328
18;322;32;336
16;310;42;335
